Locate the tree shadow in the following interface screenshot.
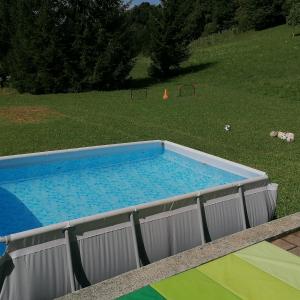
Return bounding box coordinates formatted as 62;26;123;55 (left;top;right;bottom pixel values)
0;187;42;254
128;62;216;89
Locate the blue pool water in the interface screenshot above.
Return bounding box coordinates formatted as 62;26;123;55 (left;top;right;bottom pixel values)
0;147;245;250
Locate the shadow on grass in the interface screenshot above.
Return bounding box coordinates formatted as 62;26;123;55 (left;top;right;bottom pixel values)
128;62;216;89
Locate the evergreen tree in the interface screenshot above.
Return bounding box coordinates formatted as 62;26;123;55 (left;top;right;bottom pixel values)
182;0;206;40
0;0;12;84
5;0;68;93
3;0;136;94
67;0;136;90
148;0;203;77
128;2;160;54
235;0;285;31
211;0;236;32
287;0;300;36
235;0;256;31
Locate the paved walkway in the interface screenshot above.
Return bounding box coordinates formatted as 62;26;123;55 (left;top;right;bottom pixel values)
272;231;300;256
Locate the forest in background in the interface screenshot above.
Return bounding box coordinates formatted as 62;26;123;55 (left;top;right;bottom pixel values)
0;0;300;94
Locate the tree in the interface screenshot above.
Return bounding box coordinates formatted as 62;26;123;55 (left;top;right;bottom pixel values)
127;2;160;55
183;0;206;40
287;0;300;37
10;1;66;93
235;0;255;32
148;0;204;77
2;0;136;94
0;0;13;85
4;0;69;93
211;0;236;32
235;0;285;32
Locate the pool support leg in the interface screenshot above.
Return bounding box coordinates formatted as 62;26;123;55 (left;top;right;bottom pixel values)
238;186;248;230
65;228;76;292
130;213;141;268
196;197;206;245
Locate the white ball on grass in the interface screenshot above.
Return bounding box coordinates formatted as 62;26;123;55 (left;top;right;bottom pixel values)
224;125;231;132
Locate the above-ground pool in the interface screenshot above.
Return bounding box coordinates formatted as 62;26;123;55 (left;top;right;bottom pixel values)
0;141;277;300
0;141;261;239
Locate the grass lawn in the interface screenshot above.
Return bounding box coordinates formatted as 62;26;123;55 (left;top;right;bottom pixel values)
0;25;300;217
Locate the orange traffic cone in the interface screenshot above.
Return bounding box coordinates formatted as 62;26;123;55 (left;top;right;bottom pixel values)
163;89;169;101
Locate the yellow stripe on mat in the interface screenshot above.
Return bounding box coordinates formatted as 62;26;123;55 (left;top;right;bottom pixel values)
234;241;300;290
199;252;300;300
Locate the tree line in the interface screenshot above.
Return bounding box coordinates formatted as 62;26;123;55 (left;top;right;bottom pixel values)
0;0;299;94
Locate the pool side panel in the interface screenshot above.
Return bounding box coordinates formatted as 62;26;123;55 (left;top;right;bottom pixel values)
0;140;163;168
164;141;266;178
0;140;265;179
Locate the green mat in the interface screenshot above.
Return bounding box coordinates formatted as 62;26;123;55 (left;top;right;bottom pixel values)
118;286;165;300
119;242;300;300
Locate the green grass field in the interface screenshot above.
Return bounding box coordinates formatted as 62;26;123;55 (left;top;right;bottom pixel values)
0;25;299;217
